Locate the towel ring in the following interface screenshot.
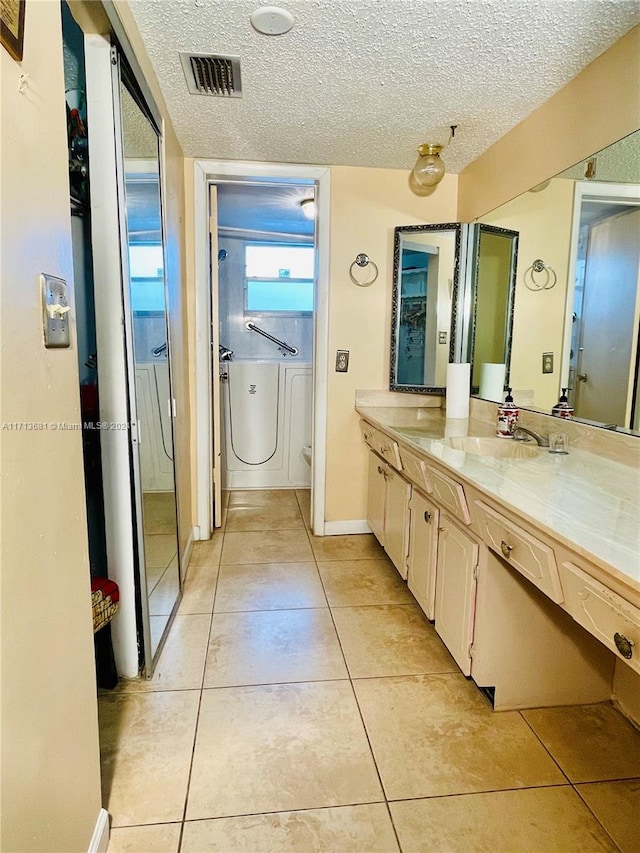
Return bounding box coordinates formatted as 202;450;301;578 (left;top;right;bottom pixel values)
524;259;557;291
349;253;379;287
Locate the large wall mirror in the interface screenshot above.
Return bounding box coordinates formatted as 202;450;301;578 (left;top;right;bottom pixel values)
390;222;518;394
390;224;461;392
478;129;640;434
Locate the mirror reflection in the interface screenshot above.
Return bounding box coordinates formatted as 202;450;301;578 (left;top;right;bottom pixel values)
479;129;640;433
390;224;460;391
120;82;181;659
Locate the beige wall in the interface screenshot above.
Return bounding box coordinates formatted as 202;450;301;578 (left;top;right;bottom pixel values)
0;1;102;849
458;25;640;221
481;179;575;411
326;167;457;522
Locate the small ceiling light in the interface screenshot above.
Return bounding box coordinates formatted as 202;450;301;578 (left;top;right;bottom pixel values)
250;6;295;35
410;126;457;195
300;198;315;219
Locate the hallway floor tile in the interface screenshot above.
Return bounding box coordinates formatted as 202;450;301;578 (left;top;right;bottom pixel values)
100;488;640;852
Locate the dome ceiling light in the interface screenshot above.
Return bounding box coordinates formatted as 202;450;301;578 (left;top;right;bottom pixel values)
250;6;295;36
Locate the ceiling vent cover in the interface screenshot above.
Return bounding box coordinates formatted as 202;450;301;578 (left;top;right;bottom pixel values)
179;52;242;97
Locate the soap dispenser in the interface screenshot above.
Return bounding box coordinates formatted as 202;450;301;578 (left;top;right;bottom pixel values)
552;387;574;419
497;388;519;437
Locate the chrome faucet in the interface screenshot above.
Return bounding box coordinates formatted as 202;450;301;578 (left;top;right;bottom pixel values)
512;426;550;447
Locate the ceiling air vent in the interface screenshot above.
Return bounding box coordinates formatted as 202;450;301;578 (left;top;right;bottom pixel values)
179;52;242;98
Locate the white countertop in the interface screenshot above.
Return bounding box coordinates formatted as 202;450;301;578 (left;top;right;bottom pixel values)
356;406;640;594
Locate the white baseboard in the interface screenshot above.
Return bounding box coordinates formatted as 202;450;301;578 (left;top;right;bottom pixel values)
181;526;197;573
323;519;371;536
87;808;109;853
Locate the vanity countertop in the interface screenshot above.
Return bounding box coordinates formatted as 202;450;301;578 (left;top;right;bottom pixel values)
356;405;640;598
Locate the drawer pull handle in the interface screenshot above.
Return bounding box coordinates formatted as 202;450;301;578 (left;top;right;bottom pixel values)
614;632;633;659
377;465;384;475
424;511;432;523
500;540;513;559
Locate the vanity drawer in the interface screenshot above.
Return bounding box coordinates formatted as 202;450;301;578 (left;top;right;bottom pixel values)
359;421;402;470
559;561;640;674
428;465;471;525
474;500;563;603
399;445;432;493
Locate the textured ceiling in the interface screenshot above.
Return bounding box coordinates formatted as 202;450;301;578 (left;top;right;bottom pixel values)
128;0;640;173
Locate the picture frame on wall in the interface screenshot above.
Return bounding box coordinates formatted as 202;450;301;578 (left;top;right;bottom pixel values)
1;0;26;62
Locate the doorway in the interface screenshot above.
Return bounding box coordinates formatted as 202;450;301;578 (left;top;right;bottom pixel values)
193;161;330;538
563;182;640;431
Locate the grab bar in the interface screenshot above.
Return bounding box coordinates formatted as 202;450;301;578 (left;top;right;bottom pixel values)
245;321;299;356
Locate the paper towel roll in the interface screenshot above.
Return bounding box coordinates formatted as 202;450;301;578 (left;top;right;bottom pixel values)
479;362;506;403
446;362;470;419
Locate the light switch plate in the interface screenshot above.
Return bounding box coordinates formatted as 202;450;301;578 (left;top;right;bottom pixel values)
335;349;349;372
41;274;71;348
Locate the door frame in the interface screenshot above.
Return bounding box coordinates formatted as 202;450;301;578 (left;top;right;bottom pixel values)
192;160;331;537
561;181;640;393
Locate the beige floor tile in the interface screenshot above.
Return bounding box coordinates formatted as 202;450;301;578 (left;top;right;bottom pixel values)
577;779;640;853
221;529;313;564
333;605;456;678
143;492;178;536
144;534;178;570
522;703;640;782
181;804;399;852
390;787;616;853
354;673;566;799
99;691;199;826
107;822;181;852
310;533;385;561
296;489;311;529
150;614;171;651
214;561;326;612
186;682;383;819
228;489;298;508
225;501;304;531
318;559;414;607
148;561;180;617
203;608;347;687
116;615;210;692
189;531;224;567
179;560;219;615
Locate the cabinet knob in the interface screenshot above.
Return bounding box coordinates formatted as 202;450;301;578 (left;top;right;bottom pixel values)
614;632;633;659
377;465;384;475
424;511;432;523
500;540;514;559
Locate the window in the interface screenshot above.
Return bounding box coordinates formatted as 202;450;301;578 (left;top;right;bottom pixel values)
128;244;165;312
245;244;314;314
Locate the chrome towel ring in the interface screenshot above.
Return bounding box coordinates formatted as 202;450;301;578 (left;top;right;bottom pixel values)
524;258;557;291
349;253;379;287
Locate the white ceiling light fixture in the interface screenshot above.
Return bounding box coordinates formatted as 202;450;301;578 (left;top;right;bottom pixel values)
410;125;457;195
250;6;295;36
300;198;315;219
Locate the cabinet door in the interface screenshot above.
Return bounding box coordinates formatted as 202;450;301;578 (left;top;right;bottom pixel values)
408;491;439;619
435;516;479;676
384;465;411;578
367;451;387;545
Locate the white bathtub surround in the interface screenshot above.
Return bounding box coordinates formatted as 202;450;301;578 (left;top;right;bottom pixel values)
222;361;312;489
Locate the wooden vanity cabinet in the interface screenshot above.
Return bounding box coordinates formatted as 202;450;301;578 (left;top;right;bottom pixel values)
434;514;479;675
366;450;410;577
406;490;439;620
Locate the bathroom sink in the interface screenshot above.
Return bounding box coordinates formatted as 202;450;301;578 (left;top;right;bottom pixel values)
443;436;542;459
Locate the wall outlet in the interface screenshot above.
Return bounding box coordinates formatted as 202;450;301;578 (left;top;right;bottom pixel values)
335;350;349;372
542;352;554;374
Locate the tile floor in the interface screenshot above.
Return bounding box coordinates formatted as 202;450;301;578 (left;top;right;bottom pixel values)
101;489;640;852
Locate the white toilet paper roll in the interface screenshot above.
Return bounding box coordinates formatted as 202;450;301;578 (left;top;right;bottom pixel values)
446;363;470;419
479;362;506;403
